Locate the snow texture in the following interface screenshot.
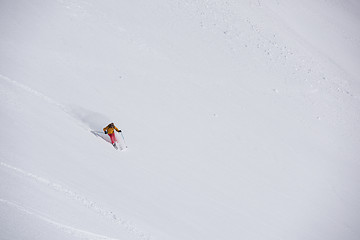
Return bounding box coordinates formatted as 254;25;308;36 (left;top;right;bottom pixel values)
1;0;360;239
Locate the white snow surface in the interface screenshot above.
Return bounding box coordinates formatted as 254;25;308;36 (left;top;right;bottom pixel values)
1;0;360;239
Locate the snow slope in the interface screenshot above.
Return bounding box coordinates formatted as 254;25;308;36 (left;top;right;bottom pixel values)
1;0;360;239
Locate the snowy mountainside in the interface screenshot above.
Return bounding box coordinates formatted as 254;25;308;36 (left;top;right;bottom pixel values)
1;0;360;240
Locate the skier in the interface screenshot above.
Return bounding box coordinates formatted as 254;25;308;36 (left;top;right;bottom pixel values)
103;123;122;147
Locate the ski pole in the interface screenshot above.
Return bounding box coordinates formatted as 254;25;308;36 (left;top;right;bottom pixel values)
120;131;128;148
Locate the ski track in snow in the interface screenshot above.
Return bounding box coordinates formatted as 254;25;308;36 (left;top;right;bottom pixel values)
0;74;128;145
0;74;93;131
0;74;67;112
0;198;120;240
0;74;147;237
0;74;103;134
0;162;149;239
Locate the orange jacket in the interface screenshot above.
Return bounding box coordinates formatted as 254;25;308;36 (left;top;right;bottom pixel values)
103;124;120;134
